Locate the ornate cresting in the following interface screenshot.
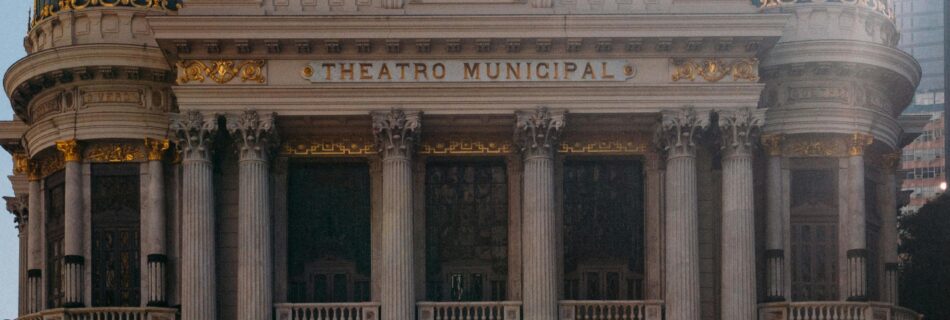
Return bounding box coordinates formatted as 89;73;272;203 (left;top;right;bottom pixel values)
33;0;182;27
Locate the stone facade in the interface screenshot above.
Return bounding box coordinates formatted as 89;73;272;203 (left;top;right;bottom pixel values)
0;0;924;320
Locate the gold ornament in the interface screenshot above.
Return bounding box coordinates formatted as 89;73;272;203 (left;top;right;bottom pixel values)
146;138;170;161
56;140;81;162
177;60;266;85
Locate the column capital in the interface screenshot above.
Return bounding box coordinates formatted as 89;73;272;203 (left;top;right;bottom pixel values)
56;140;81;162
515;107;565;158
226;110;278;162
848;133;874;156
171;110;219;161
145;138;170;161
881;152;902;171
655;106;709;158
760;134;784;157
4;195;27;231
718;108;763;157
372;109;421;159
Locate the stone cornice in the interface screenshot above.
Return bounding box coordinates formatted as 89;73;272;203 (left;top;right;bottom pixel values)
149;14;788;46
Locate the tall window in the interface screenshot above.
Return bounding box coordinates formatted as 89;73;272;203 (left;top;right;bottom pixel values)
562;159;644;300
91;164;141;306
287;162;371;303
790;169;838;301
45;171;65;308
425;160;508;301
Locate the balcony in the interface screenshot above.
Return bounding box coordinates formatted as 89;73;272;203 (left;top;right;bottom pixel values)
758;301;922;320
18;307;178;320
275;302;380;320
559;300;663;320
417;301;522;320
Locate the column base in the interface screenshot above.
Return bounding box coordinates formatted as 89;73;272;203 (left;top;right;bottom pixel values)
765;249;785;302
64;255;85;308
147;254;168;307
847;249;867;301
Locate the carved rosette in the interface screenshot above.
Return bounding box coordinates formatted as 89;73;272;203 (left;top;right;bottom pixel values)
226;110;278;162
760;134;784;157
515;107;566;158
719;108;763;157
655;107;709;158
55;140;81;162
848;133;874;156
146;138;171;161
372;109;421;159
171;111;219;161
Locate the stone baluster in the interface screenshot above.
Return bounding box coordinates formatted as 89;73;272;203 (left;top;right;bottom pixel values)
56;140;84;308
145;138;170;306
846;133;873;301
881;152;900;305
5;195;28;316
26;162;41;313
372;109;421;320
172;111;219;320
760;134;786;302
516;107;564;320
655;107;708;320
718;109;762;320
227;110;278;320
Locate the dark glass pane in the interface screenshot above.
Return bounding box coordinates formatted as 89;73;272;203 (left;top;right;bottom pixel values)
287;162;371;303
425;161;508;301
45;171;65;309
90;164;141;307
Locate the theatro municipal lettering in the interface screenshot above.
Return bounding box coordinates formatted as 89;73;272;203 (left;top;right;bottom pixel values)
302;60;636;82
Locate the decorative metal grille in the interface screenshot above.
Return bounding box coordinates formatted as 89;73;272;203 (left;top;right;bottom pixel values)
425;160;508;301
90;164;141;307
45;171;65;308
562;159;644;300
287;162;372;303
790;169;838;301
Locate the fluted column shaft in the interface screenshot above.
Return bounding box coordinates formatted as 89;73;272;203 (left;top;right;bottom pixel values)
845;134;871;301
228;111;276;320
515;108;563;320
881;154;900;304
27;177;42;313
173;111;219;320
57;141;84;308
373;110;420;320
657;108;707;320
762;135;786;301
146;139;169;306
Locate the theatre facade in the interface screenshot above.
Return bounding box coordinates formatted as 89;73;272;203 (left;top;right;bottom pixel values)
0;0;924;320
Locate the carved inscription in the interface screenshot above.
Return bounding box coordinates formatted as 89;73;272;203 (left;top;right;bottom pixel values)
787;87;850;104
81;90;144;106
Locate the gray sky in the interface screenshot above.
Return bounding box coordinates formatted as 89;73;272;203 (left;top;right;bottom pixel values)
0;1;31;318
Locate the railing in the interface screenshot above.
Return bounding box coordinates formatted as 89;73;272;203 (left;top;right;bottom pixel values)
758;301;923;320
759;0;894;20
417;301;522;320
559;300;663;320
276;302;380;320
18;307;178;320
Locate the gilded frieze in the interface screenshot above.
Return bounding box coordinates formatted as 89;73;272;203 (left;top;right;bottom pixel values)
36;153;65;177
671;58;759;83
84;143;146;162
419;137;513;155
781;133;875;158
12;153;29;175
559;134;650;154
281;137;376;156
176;60;267;85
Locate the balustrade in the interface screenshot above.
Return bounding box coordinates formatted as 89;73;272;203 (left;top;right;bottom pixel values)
275;302;381;320
417;301;522;320
758;302;924;320
558;300;663;320
17;307;177;320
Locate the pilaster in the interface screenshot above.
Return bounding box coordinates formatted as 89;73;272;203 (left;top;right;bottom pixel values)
171;110;219;320
516;107;564;320
226;110;277;320
654;107;708;320
372;109;420;320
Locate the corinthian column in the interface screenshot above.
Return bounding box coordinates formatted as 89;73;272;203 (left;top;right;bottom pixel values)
880;153;900;305
516;107;564;320
845;133;873;301
145;138;170;306
655;107;708;320
172;111;219;320
718;109;762;320
373;109;420;320
26;163;42;313
5;195;28;316
760;134;786;302
227;110;277;320
56;140;84;308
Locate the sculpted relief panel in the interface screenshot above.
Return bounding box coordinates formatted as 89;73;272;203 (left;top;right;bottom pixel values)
27;85;171;123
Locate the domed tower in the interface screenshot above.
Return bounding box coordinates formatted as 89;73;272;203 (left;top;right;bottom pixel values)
757;0;919;314
3;0;181;315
